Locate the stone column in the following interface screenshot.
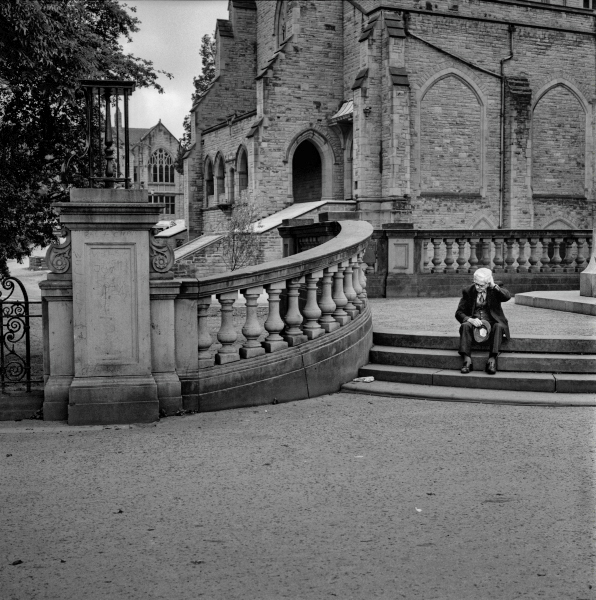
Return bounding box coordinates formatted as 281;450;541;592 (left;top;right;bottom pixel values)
175;279;200;412
149;275;182;416
40;231;74;421
54;188;161;425
580;205;596;297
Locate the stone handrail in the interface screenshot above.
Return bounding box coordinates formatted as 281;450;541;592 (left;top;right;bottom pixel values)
197;220;373;368
382;228;593;275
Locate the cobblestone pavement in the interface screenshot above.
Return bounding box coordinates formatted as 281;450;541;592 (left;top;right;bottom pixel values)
1;395;595;600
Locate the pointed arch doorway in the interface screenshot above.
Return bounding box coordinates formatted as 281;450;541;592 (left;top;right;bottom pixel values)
292;140;322;203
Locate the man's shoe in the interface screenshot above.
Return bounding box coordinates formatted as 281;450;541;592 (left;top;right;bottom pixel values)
486;357;497;375
461;358;473;374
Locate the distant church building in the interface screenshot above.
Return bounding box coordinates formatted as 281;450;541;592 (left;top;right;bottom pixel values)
115;119;186;238
183;0;595;272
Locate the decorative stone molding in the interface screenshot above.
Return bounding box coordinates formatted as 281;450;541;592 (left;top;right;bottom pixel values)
45;227;72;274
150;234;175;274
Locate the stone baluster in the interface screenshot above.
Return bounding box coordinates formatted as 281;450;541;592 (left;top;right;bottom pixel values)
198;297;214;368
444;238;456;274
239;286;265;359
504;238;516;273
480;238;492;268
357;253;368;306
283;276;307;346
332;262;351;326
562;237;576;273
431;238;444;273
215;291;240;365
262;281;288;353
540;236;551;272
517;237;528;273
319;265;340;333
343;260;359;319
302;271;324;340
422;239;431;273
528;237;540;273
351;256;364;312
575;237;587;272
551;237;563;272
493;238;505;273
468;238;479;273
456;238;468;273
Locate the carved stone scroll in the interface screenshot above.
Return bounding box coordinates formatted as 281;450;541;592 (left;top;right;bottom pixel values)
149;234;175;274
46;227;72;274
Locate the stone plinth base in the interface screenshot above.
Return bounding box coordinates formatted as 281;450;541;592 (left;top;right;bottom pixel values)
240;346;266;359
215;352;240;365
153;372;182;415
320;321;340;333
68;376;159;425
580;256;596;297
262;340;289;353
43;375;73;421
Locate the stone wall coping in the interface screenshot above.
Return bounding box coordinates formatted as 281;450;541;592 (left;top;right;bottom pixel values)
53;203;163;230
381;228;592;239
198;220;373;297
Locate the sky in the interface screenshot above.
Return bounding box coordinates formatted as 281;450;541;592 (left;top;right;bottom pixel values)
121;0;229;140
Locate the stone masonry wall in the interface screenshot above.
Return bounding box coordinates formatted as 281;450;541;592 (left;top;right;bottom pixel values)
532;85;586;196
399;1;595;230
419;76;482;194
187;1;257;237
191;0;595;248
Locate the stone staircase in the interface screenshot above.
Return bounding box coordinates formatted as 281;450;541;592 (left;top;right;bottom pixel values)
342;329;596;406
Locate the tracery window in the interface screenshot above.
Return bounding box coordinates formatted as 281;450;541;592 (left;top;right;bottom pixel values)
149;148;175;183
275;1;288;46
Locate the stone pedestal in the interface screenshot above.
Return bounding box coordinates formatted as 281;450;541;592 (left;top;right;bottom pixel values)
150;277;182;415
580;219;596;297
40;275;74;421
53;188;162;425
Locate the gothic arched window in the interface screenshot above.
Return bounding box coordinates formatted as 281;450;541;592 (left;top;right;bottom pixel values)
275;1;288;46
149;148;175;183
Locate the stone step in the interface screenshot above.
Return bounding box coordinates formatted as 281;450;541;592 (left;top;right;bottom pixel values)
341;379;596;406
370;345;596;374
359;364;575;393
373;328;596;355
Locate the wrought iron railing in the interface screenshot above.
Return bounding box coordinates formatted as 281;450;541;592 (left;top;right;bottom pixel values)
0;276;43;393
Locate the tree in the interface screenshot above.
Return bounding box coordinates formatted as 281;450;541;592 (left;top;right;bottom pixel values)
176;33;215;172
0;0;170;276
220;201;262;271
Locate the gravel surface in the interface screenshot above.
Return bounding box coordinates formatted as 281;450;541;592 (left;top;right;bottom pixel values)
1;395;595;600
369;297;596;337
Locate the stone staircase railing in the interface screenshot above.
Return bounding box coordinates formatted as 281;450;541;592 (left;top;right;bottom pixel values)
195;220;374;411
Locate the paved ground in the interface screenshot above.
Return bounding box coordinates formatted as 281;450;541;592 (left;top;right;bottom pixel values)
1;395;595;600
3;263;595;598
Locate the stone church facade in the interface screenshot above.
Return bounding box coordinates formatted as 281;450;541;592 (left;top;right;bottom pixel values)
184;0;595;268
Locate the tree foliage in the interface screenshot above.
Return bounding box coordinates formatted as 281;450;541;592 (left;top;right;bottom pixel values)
176;33;215;173
0;0;170;275
220;201;262;272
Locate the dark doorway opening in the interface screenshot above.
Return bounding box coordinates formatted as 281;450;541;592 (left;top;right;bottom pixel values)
292;140;322;203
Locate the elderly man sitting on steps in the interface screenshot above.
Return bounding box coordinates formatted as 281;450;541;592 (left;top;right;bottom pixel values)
455;268;512;375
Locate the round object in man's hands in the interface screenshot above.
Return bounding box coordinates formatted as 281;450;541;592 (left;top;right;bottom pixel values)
473;320;492;344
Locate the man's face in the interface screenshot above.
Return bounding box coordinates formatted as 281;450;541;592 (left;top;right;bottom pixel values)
474;281;488;292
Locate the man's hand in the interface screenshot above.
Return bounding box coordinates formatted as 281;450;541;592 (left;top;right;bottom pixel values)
468;318;483;327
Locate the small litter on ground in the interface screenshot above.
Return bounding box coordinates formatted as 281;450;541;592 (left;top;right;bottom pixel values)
352;376;374;383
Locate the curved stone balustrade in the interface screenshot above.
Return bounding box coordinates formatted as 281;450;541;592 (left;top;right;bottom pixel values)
189;221;374;411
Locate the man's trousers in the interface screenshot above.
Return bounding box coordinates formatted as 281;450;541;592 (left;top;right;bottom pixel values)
458;320;506;357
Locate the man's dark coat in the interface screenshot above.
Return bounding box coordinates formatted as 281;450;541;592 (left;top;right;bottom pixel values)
455;284;512;339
